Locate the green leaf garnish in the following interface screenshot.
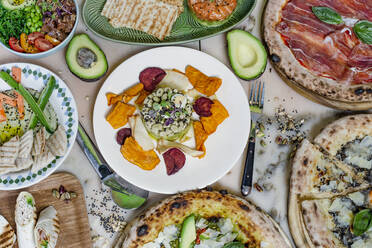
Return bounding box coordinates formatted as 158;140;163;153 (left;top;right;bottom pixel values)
353;20;372;44
40;240;48;248
222;242;245;248
312;6;343;25
26;197;33;207
352;209;372;236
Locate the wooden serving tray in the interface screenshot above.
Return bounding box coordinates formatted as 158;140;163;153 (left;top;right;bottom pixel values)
0;172;92;248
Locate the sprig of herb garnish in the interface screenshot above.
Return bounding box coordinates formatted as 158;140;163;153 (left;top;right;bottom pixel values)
312;6;343;25
0;5;27;46
352;209;372;236
353;20;372;44
222;242;245;248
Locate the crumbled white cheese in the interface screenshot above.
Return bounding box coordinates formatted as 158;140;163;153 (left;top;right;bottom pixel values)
348;192;365;206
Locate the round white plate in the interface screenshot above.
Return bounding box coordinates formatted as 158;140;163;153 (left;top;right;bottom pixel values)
0;63;78;190
93;47;250;194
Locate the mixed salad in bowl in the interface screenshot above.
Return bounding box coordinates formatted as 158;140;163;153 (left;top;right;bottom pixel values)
0;0;77;55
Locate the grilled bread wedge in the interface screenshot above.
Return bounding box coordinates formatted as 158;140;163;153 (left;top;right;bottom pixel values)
0;215;16;248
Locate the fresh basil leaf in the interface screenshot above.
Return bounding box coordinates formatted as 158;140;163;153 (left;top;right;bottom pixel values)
353;20;372;44
312;6;343;25
353;209;372;236
222;242;245;248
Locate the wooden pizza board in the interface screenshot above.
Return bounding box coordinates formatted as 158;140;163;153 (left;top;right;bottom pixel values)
260;1;372;111
0;172;92;248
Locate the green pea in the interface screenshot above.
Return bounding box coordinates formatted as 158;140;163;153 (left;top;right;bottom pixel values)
30;27;36;32
30;12;35;17
36;7;41;14
37;27;41;32
27;21;32;26
33;16;39;22
38;20;43;26
24;6;31;11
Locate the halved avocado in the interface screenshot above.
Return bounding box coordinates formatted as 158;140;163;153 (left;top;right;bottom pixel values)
66;34;108;82
1;0;34;10
227;30;267;80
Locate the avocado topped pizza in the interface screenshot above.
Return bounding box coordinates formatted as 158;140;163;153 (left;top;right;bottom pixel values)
123;190;292;248
289;114;372;248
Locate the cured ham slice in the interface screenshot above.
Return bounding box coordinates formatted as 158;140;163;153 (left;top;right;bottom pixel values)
276;0;372;85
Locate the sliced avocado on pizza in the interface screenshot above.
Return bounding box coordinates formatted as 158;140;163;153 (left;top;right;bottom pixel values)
1;0;34;10
227;30;267;80
66;34;108;82
179;214;196;248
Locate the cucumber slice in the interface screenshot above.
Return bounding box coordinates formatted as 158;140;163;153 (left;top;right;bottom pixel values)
227;30;267;80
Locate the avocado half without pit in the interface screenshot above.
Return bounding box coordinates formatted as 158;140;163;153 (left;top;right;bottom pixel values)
66;34;108;82
227;30;267;80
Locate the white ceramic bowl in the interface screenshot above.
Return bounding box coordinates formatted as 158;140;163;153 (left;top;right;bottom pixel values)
0;0;79;59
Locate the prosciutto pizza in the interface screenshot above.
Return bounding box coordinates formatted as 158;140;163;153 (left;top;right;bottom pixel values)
263;0;372;104
289;114;372;248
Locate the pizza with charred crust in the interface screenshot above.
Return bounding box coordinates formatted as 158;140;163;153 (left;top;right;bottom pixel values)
263;0;372;104
123;190;292;248
289;114;372;248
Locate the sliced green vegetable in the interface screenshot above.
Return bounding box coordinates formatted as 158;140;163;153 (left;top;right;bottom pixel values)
352;209;372;236
353;20;372;44
312;7;343;25
26;197;34;207
0;71;55;133
28;76;56;130
222;242;245;248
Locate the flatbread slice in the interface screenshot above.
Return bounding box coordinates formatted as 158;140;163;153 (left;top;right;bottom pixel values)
291;139;369;198
123;190;292;248
314;114;372;182
0;215;16;248
301;189;372;248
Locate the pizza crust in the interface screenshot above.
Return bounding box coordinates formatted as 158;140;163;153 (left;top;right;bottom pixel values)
263;0;372;103
123;190;292;248
314;114;372;155
301;199;345;248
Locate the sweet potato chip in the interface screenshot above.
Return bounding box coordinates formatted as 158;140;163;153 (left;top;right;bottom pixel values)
106;102;136;129
193;121;208;159
106;83;144;106
201;100;229;135
121;137;160;170
106;93;122;106
135;90;150;105
185;65;222;96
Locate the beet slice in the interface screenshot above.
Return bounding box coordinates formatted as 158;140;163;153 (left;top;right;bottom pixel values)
193;97;214;117
163;148;186;175
139;67;166;92
116;128;132;145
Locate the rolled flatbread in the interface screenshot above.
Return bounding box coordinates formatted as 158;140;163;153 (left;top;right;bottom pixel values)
15;192;37;248
34;206;59;248
0;215;16;248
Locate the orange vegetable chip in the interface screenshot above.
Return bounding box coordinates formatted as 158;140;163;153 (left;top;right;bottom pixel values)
121;137;160;170
201;100;229;135
106;93;122;106
185;65;222;96
135;90;150;105
122;83;144;103
106;102;136;129
106;83;144;106
193;121;208;159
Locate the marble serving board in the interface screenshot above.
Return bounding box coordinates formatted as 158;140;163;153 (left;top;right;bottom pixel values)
0;0;371;247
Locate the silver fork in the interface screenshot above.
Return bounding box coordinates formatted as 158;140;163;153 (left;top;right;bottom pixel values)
241;80;265;196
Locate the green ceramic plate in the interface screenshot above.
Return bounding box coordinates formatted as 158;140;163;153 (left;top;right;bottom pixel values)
82;0;256;45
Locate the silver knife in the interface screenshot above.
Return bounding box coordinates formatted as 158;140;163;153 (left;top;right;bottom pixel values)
76;122;148;209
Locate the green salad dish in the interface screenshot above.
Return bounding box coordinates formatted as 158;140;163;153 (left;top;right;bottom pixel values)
82;0;256;45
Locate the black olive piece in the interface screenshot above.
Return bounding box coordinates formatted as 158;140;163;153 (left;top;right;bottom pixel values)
137;225;149;236
205;186;213;191
367;89;372;94
271;54;281;63
354;88;365;95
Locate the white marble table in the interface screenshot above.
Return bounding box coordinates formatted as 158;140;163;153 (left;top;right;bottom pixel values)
1;0;362;247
